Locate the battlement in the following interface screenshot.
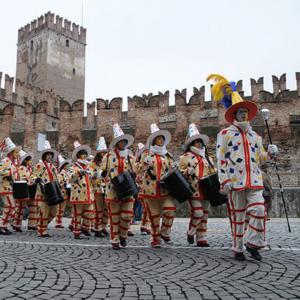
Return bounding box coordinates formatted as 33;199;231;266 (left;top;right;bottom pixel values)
17;11;87;44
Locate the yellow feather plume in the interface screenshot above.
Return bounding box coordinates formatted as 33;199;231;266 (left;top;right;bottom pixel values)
206;74;232;101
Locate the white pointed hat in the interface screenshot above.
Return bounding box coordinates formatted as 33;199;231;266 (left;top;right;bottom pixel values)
57;154;71;172
4;137;21;155
71;141;91;162
135;142;149;161
95;136;108;154
184;123;209;151
19;149;34;165
38;140;58;161
109;123;134;150
146;123;171;147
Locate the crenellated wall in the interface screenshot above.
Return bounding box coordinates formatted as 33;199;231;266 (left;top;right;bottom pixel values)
1;72;300;189
18;11;86;44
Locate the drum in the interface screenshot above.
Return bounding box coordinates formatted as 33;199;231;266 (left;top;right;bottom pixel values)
13;181;29;200
111;171;139;200
28;183;37;200
160;168;195;203
44;181;64;206
200;173;228;207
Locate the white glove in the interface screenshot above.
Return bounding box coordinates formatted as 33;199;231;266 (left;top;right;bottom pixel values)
268;144;278;155
145;156;152;164
223;182;233;193
188;167;195;175
172;161;179;168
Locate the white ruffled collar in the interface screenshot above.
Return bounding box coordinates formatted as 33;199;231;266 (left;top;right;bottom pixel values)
150;145;168;156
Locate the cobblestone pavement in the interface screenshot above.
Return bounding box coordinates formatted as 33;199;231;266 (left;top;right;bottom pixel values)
0;218;299;300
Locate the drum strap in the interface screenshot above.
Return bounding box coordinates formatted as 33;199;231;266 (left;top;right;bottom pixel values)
205;155;216;172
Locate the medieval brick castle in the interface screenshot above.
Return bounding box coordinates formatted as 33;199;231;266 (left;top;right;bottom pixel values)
1;11;300;196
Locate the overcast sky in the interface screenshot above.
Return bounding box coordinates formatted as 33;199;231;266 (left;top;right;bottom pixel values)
1;0;299;110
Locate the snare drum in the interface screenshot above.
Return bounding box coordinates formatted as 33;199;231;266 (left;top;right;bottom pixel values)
13;181;29;200
111;171;139;200
160;168;195;203
44;181;64;206
28;183;37;200
200;173;228;207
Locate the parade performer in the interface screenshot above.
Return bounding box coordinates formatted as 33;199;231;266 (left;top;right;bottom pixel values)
33;140;59;237
69;141;95;239
13;150;38;231
101;123;135;250
208;74;278;261
179;123;216;246
55;155;72;228
89;137;109;237
138;124;177;247
0;138;21;235
134;142;151;235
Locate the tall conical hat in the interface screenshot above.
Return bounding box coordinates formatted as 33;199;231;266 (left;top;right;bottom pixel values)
207;74;258;124
184;123;209;150
71;141;91;162
146;123;171;147
135;142;149;161
38;140;58;161
19;149;34;165
109;123;134;150
4;137;21;155
57;154;71;172
95;137;108;154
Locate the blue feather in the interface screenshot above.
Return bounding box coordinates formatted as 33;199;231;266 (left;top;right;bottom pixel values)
229;81;237;92
222;96;232;109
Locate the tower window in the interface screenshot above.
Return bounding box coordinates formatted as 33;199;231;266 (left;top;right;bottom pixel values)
73;68;76;75
31;41;33;50
66;40;69;47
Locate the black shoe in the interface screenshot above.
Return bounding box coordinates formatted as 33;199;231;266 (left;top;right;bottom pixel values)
246;246;262;261
55;225;64;229
0;229;12;235
234;253;246;261
187;235;194;244
101;230;109;236
81;230;91;236
40;234;51;238
74;235;82;240
141;228;148;235
128;232;134;237
95;231;104;237
13;228;23;232
28;227;38;230
196;243;210;247
112;245;120;250
120;239;127;247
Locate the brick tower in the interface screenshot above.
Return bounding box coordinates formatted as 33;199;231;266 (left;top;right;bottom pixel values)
16;11;86;104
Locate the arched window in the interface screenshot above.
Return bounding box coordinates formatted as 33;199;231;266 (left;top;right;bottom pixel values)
66;40;69;47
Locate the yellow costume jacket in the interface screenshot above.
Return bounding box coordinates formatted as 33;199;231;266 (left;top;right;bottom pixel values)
32;161;59;202
89;160;105;195
179;151;215;200
101;149;135;203
69;161;95;204
137;151;172;200
0;157;20;195
58;170;71;201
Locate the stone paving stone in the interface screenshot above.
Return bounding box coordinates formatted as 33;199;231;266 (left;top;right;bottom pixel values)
0;218;300;299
